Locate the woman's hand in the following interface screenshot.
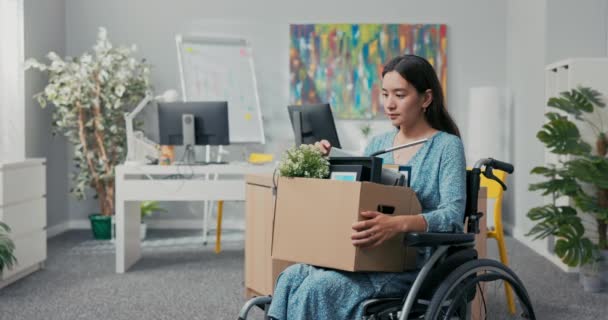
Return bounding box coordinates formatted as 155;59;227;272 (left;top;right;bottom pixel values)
314;139;332;156
351;211;406;248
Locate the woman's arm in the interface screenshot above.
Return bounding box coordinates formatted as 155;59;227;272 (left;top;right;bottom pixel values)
351;137;467;247
351;213;427;248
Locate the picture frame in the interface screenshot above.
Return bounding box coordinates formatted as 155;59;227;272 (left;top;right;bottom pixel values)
329;164;365;182
398;165;412;187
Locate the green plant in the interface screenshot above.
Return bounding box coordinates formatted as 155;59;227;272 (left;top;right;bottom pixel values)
360;123;372;138
25;27;152;217
0;222;17;272
527;86;608;267
278;144;330;178
140;201;167;220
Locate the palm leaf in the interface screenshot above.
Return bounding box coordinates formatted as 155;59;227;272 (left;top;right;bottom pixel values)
577;86;605;108
554;227;595;267
528;178;580;197
572;191;608;222
566;157;608;189
530;165;557;177
537;112;591;155
547;97;582;118
526;205;595;266
529;165;580;196
526;205;580;240
561;89;593;113
0;222;17;272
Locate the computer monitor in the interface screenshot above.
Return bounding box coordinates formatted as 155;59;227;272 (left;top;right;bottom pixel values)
158;101;229;164
287;103;341;148
158;101;230;146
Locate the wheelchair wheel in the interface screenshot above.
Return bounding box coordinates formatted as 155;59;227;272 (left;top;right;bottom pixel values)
424;259;535;320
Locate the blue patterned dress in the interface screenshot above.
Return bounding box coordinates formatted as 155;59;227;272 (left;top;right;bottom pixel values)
267;130;467;320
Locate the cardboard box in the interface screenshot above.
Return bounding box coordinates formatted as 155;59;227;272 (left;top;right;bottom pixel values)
272;177;421;272
244;174;294;298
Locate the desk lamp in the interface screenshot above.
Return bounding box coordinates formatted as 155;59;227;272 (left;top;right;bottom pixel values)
125;90;179;165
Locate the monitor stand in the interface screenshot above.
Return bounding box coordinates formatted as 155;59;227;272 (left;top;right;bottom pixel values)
174;115;228;165
291;110;303;147
175;114;198;165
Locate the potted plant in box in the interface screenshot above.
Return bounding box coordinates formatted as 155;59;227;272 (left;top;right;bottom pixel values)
526;86;608;292
278;144;330;179
25;27;152;239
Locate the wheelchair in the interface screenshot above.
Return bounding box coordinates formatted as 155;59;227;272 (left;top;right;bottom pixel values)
238;158;535;320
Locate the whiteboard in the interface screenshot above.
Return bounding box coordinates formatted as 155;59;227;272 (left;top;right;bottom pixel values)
176;34;265;144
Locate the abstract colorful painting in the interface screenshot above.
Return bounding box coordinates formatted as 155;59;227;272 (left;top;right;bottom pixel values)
289;24;447;119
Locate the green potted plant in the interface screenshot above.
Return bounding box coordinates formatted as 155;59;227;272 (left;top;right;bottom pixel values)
526;86;608;292
140;201;167;240
277;144;330;179
26;27;152;240
0;222;17;274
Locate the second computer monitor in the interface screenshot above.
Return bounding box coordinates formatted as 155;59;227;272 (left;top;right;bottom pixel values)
157;101;230;146
287;103;341;149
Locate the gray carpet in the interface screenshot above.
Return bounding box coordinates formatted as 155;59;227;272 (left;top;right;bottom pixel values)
0;230;606;320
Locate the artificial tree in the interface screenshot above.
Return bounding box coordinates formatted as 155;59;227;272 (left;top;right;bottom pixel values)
527;86;608;267
26;28;152;217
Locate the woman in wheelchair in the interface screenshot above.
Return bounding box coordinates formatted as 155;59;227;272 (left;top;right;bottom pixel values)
268;54;465;320
242;55;535;320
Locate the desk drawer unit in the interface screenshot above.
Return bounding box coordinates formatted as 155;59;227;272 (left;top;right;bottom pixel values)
0;159;47;288
0;198;46;237
1;230;47;280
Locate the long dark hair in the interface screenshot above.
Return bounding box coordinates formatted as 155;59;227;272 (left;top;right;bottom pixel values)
382;54;460;138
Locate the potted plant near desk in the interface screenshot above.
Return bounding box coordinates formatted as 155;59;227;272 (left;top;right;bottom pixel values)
26;28;152;240
526;86;608;292
0;222;17;274
140;201;167;240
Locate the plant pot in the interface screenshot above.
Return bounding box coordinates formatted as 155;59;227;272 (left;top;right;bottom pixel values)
89;214;112;240
140;223;147;240
581;273;603;293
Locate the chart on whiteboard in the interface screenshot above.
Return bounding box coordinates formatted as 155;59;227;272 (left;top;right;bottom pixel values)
176;35;265;144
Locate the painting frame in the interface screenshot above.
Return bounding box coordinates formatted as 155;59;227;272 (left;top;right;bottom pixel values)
289;23;447;120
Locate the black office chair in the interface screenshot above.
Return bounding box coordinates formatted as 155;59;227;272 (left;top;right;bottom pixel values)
239;158;536;320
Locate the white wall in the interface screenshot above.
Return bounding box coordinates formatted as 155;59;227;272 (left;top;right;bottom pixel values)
0;0;25;163
546;0;607;64
64;0;508;225
505;0;548;248
23;0;69;233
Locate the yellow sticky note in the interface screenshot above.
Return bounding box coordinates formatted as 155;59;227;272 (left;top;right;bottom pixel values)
249;153;273;164
185;47;194;53
245;113;252;121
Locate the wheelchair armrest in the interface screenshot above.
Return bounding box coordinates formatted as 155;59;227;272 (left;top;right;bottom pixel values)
404;232;475;247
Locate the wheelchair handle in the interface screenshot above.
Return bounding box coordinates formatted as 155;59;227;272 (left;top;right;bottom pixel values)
489;158;514;174
473;157;514;174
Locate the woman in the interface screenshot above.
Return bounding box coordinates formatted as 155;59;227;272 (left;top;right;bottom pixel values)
267;54;466;320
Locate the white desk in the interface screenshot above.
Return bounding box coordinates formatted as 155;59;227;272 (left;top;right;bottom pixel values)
114;162;274;273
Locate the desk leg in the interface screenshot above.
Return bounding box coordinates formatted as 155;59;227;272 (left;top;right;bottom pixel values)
116;200;141;273
202;200;209;245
